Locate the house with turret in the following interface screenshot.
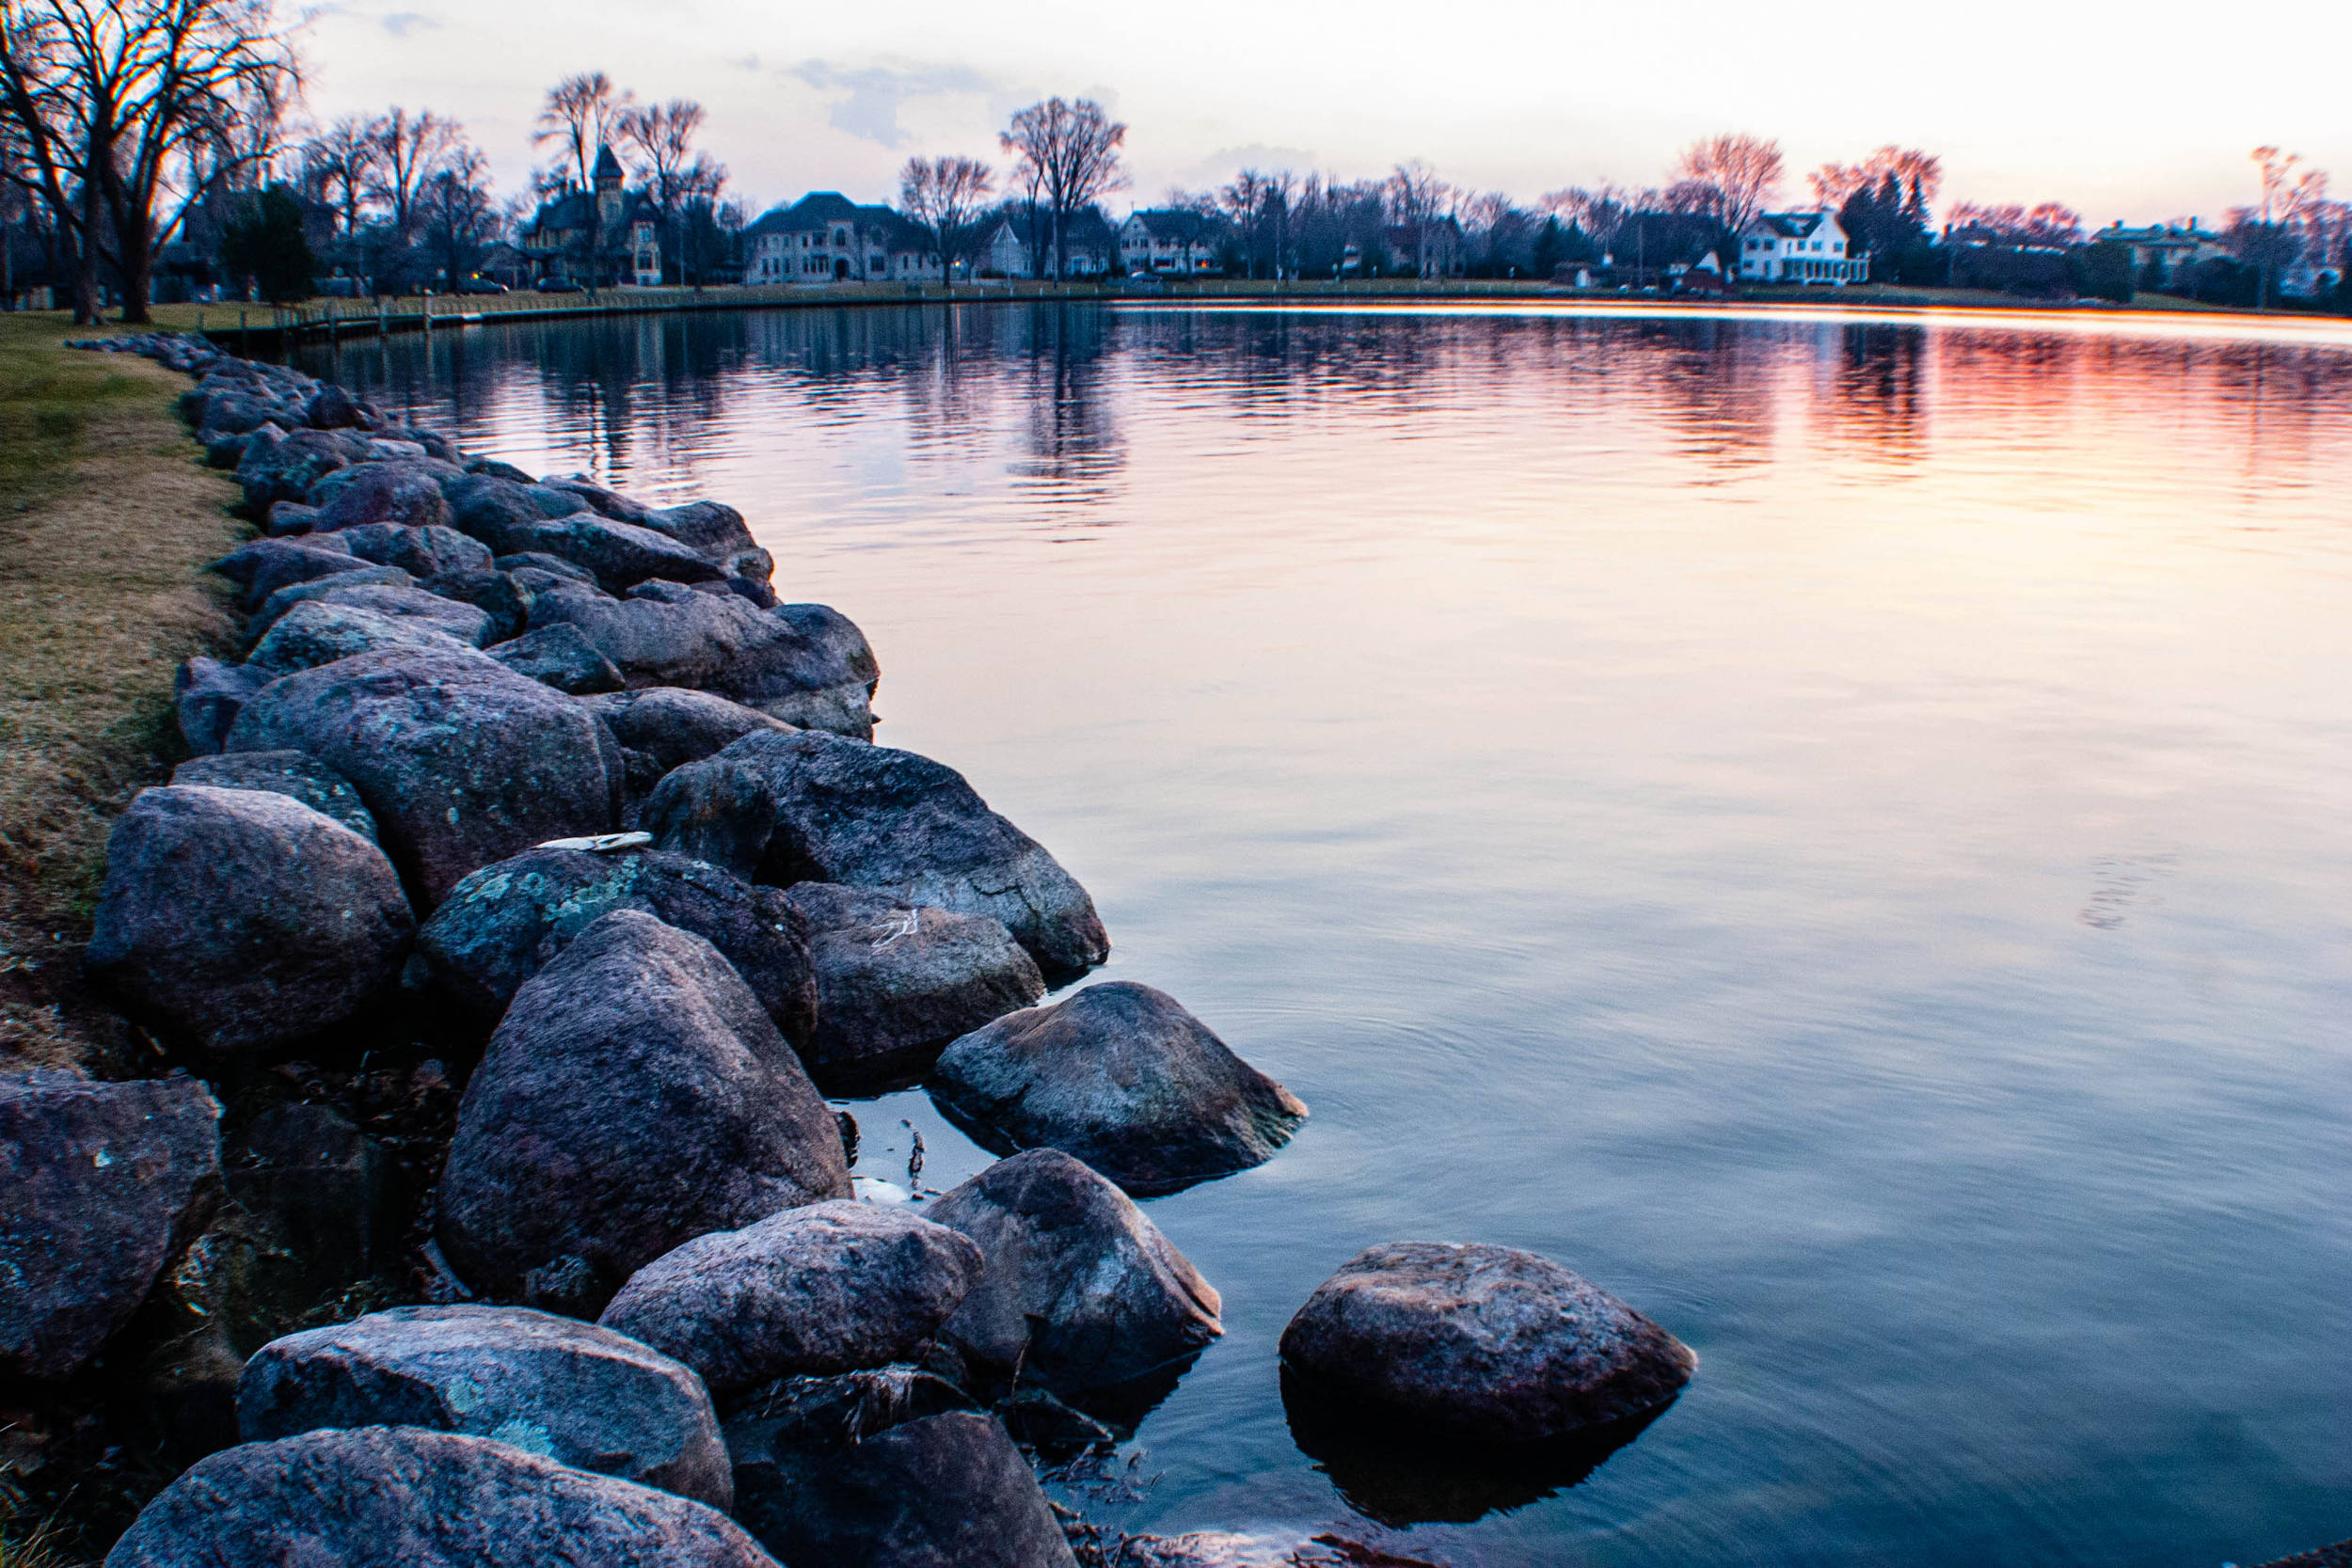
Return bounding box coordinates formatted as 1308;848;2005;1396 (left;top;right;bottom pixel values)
520;146;662;287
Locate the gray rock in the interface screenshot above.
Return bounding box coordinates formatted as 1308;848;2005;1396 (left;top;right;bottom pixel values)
174;657;269;755
264;499;320;536
257;580;492;645
207;536;369;611
444;471;590;554
225;647;620;908
773;602;879;694
249;565;419;635
932;982;1306;1195
309;462;457;531
304;385;361;429
103;1427;773;1567
786;883;1042;1092
578;687;792;773
598;1201;979;1398
495;549;598;585
516;513;728;594
246;599;482;673
85;786;414;1056
531;582;874;736
170;749;377;842
341;521;493;578
645;730;1106;983
437;911;850;1300
731;1411;1073;1568
421;568;533;642
238;1304;731;1507
237;426;371;514
1278;1243;1696;1442
416;846;817;1040
924;1148;1220;1395
0;1072;222;1381
486;622;625;694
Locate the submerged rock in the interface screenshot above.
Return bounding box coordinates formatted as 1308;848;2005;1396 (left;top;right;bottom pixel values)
924;1148;1221;1396
0;1072;222;1381
238;1304;731;1507
225;647;619;908
645;729;1106;982
437;911;850;1301
170;749;378;842
786;882;1043;1091
1278;1242;1695;1443
85;786;413;1056
599;1200;979;1398
104;1427;771;1567
416;846;817;1041
931;982;1305;1194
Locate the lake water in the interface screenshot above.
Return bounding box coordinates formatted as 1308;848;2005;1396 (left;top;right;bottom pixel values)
295;304;2352;1567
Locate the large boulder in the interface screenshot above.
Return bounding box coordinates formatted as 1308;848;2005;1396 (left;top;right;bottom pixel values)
785;883;1043;1092
249;566;419;634
923;1148;1220;1396
931;982;1304;1195
579;687;791;774
486;622;625;694
238;1304;731;1507
236;426;371;514
1278;1243;1696;1443
531;583;876;736
224;648;619;908
170;749;378;842
730;1411;1074;1568
174;657;269;755
341;521;493;578
599;1201;980;1399
85;786;414;1056
207;535;369;611
103;1427;773;1567
1;1072;222;1381
437;911;850;1301
443;471;591;553
645;730;1106;983
253;580;492;645
415;846;817;1041
307;462;456;532
246;600;483;673
518;514;729;594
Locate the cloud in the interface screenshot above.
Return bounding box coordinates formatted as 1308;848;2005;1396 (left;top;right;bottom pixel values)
787;59;997;150
378;10;437;36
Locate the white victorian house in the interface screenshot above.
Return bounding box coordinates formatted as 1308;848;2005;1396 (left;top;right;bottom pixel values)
1738;211;1867;284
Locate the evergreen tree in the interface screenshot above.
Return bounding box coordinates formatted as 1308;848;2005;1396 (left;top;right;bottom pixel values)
220;185;316;304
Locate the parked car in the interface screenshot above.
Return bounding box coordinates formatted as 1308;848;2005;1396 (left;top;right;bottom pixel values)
456;277;507;295
536;277;582;294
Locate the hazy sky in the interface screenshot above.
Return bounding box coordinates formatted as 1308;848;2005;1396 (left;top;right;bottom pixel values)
306;0;2351;228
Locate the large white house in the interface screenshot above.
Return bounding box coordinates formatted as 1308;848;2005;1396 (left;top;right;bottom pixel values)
1118;210;1221;275
1738;211;1867;284
740;193;942;285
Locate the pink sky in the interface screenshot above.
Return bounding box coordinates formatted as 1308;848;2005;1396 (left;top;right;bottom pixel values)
306;0;2349;228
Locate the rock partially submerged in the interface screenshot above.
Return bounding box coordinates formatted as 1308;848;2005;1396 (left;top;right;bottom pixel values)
924;1148;1221;1397
85;786;414;1056
931;982;1305;1194
238;1304;731;1507
1279;1242;1695;1443
437;911;850;1301
599;1200;980;1399
104;1426;772;1567
786;882;1043;1091
645;729;1106;982
0;1072;222;1381
415;846;816;1041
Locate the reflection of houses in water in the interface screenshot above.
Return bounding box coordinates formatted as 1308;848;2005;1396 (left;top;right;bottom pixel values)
1818;324;1930;467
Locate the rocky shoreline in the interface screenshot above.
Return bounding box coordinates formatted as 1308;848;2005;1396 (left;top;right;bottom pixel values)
4;331;1697;1566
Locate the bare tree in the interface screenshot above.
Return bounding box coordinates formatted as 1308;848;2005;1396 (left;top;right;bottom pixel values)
0;0;300;323
1673;133;1783;236
1809;146;1943;210
368;106;460;239
417;143;497;289
1542;182;1645;253
1947;200;2083;246
301;113;380;236
899;153;993;277
1385;160;1453;276
534;71;628;193
614;99;701;213
999;96;1126;279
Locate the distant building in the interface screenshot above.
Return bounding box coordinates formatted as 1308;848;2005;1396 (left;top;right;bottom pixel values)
975;206;1118;278
1119;210;1222;275
2088;220;2229;290
1382;218;1465;277
740;192;942;285
1738;211;1866;284
521;146;662;286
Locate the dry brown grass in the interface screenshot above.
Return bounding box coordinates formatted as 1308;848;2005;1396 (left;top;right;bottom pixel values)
0;314;244;1071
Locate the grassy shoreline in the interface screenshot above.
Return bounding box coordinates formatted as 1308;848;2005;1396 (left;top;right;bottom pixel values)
0;315;244;1075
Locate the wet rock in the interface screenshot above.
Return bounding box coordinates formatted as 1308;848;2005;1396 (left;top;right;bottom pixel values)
437;911;850;1300
599;1200;980;1398
421;567;534;642
924;1148;1220;1396
645;729;1106;982
996;1386;1115;1452
238;1304;731;1507
246;599;482;673
341;521;493;578
207;535;369;611
416;846;817;1040
171;749;378;842
731;1410;1073;1568
309;462;456;532
786;883;1043;1092
85;786;414;1056
486;622;625;694
174;657;269;755
104;1426;772;1567
225;647;620;908
932;983;1305;1195
1278;1243;1695;1443
0;1072;222;1381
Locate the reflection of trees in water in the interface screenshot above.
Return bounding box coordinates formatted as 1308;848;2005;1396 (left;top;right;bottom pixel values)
1006;304;1123;502
1618;317;1780;472
1816;323;1930;468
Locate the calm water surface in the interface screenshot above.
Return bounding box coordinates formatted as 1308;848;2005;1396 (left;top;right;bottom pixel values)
296;305;2352;1566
